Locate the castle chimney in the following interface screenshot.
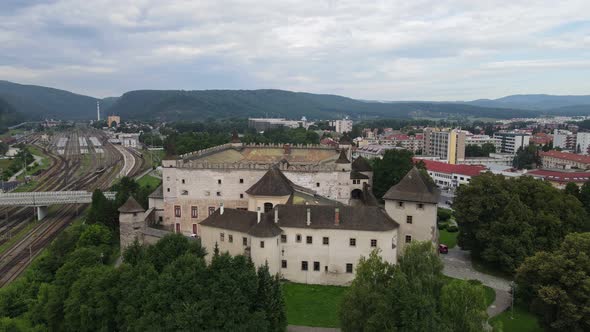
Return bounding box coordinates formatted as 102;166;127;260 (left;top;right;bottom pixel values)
274;207;279;223
257;207;261;223
306;208;311;226
335;208;340;225
220;203;224;215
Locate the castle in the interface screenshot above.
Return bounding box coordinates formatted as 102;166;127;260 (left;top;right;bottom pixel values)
119;135;440;285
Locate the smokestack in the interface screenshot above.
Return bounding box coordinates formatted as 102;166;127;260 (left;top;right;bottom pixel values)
96;101;101;121
220;203;224;215
274;207;279;223
306;208;311;226
335;208;340;225
257;207;261;223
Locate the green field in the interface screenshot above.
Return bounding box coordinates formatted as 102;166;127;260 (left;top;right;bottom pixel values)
439;229;458;248
490;305;543;332
138;174;161;189
283;282;347;328
143;149;165;168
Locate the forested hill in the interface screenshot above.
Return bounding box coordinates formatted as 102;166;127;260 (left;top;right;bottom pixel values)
106;89;535;120
0;80;98;120
0;97;25;131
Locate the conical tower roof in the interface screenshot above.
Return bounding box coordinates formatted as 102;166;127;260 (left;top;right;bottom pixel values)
383;167;439;204
118;196;145;213
335;149;350;164
246;166;294;196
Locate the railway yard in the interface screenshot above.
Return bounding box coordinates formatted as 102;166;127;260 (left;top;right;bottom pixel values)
0;127;147;286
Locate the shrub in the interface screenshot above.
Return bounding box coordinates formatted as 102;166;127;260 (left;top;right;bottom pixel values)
437;208;452;222
447;225;459;233
438;223;448;230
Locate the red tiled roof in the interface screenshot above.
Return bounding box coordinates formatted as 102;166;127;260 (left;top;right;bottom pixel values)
414;159;486;177
527;170;590;183
540;150;590;164
391;134;410;140
415;134;424;140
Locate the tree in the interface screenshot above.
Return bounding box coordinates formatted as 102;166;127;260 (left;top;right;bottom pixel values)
440;280;488;332
516;232;590;331
340;243;481;332
512;144;541;169
455;173;589;274
255;264;287;332
86;189;117;229
565;182;580;198
372;149;415;199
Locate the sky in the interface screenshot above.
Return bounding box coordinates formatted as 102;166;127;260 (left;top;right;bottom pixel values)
0;0;589;100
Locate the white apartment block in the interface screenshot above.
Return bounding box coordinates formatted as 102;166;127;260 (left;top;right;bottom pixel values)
553;129;576;150
493;132;531;154
330;117;353;133
465;135;501;151
576;132;590;155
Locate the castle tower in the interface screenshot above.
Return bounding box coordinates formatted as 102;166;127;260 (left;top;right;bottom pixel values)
118;196;146;250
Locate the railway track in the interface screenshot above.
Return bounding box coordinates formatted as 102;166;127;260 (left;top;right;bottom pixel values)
0;128;128;286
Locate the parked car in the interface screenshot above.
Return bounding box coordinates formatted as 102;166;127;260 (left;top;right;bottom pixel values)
438;244;448;254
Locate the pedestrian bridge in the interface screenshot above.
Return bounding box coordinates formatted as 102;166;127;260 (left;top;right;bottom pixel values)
0;191;116;220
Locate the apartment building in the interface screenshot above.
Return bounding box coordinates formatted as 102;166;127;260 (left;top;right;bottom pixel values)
422;128;466;164
493;131;531;154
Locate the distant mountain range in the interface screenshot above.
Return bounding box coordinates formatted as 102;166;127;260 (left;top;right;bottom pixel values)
0;80;588;127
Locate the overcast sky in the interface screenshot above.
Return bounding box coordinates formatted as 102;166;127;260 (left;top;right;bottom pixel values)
1;0;589;100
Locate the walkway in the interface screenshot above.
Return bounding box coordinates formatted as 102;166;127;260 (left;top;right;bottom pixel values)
442;248;512;317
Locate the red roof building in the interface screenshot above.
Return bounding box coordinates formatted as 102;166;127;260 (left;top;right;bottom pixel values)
414;158;486;188
527;169;590;188
540;150;590;170
531;133;553;145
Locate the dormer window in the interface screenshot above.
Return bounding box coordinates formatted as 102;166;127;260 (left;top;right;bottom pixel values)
181;190;188;195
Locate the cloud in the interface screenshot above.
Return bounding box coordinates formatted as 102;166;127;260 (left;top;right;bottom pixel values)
0;0;589;100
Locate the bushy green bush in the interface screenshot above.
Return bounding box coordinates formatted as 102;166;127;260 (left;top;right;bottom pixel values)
447;225;459;233
438;223;448;230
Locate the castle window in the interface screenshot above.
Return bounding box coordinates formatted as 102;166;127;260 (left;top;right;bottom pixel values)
216;191;221;196
417;203;424;209
296;234;302;243
133;212;137;217
281;234;287;243
192;224;197;234
191;206;198;218
301;261;308;271
208;207;216;216
174;205;181;217
181;190;188;195
243;237;248;246
349;238;356;247
181;179;185;184
218;179;222;184
398;201;404;208
371;239;377;247
405;235;412;243
240;193;244;199
282;260;287;268
346;263;353;273
220;233;224;242
316;182;320;187
314;261;320;271
167;188;170;192
407;216;413;224
175;223;180;233
306;236;313;244
239;178;244;183
323;237;329;245
264;202;273;213
260;241;265;248
228;234;233;243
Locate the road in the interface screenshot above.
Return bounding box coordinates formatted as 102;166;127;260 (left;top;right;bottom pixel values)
442;248;512;318
438;189;455;209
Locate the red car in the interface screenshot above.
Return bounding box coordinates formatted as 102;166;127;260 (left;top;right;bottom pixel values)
438;244;448;254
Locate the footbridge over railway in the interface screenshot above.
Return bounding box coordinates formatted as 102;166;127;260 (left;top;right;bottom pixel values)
0;191;116;220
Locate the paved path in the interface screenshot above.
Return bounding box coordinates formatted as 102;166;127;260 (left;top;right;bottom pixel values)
442;248;512;317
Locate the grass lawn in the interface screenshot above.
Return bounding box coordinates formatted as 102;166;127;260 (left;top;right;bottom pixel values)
439;229;458;248
14;180;38;192
484;285;496;307
138;174;161;189
143;149;165;168
282;282;347;328
490;305;543;332
17;145;51;180
0;158;14;170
